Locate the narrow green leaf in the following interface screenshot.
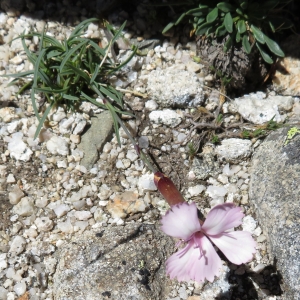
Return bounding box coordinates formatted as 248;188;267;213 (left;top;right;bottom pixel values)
224;12;233;33
90;64;100;85
186;7;209;15
195;22;211;35
217;2;235;12
236;8;243;15
197;17;205;25
65;63;90;81
34;86;69;93
251;25;265;44
46;49;62;60
59;39;89;72
33;48;46;88
216;24;227;37
109;21;127;45
236;31;241;42
69;18;98;40
99;85;120;103
1;70;34;78
88;40;106;57
21;37;37;65
34;102;55;139
109;45;137;74
240;2;248;9
62;94;79;101
237;20;246;33
206;7;218;23
106;104;121;145
80;92;106;109
256;42;273;64
224;35;233;52
264;35;285;57
242;35;251;53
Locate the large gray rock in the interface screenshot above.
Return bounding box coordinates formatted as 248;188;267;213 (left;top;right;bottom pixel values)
53;223;175;300
249;127;300;299
78;111;114;170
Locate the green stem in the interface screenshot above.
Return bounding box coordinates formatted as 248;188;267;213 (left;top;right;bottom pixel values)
104;99;157;173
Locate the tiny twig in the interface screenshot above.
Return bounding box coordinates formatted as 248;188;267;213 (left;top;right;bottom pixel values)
116;87;148;98
203;85;234;102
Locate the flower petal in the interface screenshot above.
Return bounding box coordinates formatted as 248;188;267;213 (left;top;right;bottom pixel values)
202;203;244;235
208;231;256;265
161;202;201;240
166;232;222;283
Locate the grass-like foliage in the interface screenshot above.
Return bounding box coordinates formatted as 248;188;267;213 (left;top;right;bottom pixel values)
4;18;137;143
161;0;294;63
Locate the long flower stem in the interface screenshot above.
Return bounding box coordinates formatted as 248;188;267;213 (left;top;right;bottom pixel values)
104;99;157;173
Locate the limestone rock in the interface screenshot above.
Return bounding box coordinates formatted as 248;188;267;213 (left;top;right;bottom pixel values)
78;111;113;170
12;197;34;217
9;236;26;255
53;223;175;300
149;109;182;128
146;68;204;108
8;185;24;205
233;92;294;124
191;153;220;180
216;138;252;162
106;191;148;219
249;127;300;299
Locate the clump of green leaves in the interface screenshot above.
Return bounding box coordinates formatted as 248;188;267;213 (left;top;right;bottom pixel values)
162;0;293;63
3;18;136;142
188;142;198;159
211;135;220;143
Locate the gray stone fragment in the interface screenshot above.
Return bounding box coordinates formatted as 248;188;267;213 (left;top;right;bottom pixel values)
53;223;175;300
215;138;252;162
77;111;113;170
249;127;300;299
191;154;221;180
147;68;204;108
233;92;294;124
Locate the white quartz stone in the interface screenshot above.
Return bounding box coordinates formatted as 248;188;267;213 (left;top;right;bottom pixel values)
9;236;26;255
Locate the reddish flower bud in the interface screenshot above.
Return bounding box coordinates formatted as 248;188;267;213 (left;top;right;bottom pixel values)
154;172;185;206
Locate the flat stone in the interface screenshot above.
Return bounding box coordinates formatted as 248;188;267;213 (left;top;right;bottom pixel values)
12;197;34;217
78;111;114;170
149;109;182;128
191;153;220;180
9;236;26;255
216;138;252;162
273;35;300;96
233;92;294;124
106;191;148;219
52;223;175;300
249;127;300;299
146;68;204;108
8;185;24;205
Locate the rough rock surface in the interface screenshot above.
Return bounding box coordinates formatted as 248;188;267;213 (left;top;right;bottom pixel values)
233;93;294;124
249;127;300;299
146;68;204;108
215;138;252;162
53;223;175;300
78;111;113;170
273;34;300;96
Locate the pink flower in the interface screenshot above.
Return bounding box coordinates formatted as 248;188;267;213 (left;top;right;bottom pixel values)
161;202;256;283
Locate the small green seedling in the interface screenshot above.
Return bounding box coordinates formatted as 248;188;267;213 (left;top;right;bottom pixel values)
284;127;300;145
